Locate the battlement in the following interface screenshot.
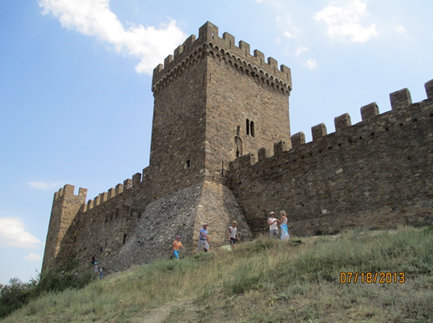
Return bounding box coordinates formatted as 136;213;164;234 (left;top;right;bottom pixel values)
152;21;292;95
229;78;433;171
80;169;148;213
51;169;149;214
53;184;87;201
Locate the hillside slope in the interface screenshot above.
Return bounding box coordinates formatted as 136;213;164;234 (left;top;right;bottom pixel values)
2;226;433;323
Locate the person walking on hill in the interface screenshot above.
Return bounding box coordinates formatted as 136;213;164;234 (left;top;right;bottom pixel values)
172;235;186;259
197;223;210;252
279;210;290;240
228;221;240;246
268;212;279;239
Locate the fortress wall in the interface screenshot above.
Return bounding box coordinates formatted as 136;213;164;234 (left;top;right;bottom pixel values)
50;171;253;272
51;172;150;269
72;186;144;267
226;83;433;236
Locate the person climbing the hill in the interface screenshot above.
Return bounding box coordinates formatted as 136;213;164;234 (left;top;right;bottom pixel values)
172;235;186;259
197;223;210;252
228;221;240;246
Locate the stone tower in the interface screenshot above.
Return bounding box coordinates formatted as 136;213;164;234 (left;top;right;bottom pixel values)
42;185;87;271
114;21;294;255
148;21;292;198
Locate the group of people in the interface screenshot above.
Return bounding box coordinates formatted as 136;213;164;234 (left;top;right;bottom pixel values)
172;220;241;259
268;210;290;240
172;212;290;259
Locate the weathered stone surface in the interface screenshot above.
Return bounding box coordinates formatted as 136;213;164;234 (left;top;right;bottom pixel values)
390;88;412;110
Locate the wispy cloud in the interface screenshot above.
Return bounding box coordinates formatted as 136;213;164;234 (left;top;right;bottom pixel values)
38;0;187;74
28;181;63;190
295;46;309;57
294;46;317;70
0;218;43;249
284;31;295;39
306;58;317;70
277;13;301;41
395;25;409;37
24;253;42;262
315;0;377;43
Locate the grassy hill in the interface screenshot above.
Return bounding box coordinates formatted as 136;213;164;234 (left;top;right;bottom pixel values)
1;226;433;323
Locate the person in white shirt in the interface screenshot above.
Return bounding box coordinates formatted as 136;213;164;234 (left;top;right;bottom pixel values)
267;212;279;239
228;221;240;245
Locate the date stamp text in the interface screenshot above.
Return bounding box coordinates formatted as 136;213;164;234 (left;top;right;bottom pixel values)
340;272;405;284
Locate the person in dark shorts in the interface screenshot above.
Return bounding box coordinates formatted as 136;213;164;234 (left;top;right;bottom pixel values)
228;221;240;245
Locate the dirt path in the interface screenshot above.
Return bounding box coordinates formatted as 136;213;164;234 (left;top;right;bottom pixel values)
130;298;195;323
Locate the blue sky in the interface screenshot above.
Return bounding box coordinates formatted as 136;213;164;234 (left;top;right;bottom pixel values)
0;0;432;285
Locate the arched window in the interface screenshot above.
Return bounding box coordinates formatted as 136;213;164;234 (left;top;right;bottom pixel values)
246;119;255;137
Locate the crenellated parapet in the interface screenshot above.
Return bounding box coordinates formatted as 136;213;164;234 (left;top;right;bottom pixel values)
53;184;87;202
52;166;153;220
152;21;292;95
80;170;148;213
229;79;433;172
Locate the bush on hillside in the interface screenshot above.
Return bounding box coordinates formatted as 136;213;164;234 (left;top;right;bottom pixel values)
0;265;96;319
0;278;36;319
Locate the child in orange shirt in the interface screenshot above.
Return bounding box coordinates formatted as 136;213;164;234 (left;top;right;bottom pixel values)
172;236;186;259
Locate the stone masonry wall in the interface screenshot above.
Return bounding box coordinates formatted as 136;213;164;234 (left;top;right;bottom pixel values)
148;54;208;200
226;83;433;236
52;175;146;270
205;51;291;181
106;181;252;273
